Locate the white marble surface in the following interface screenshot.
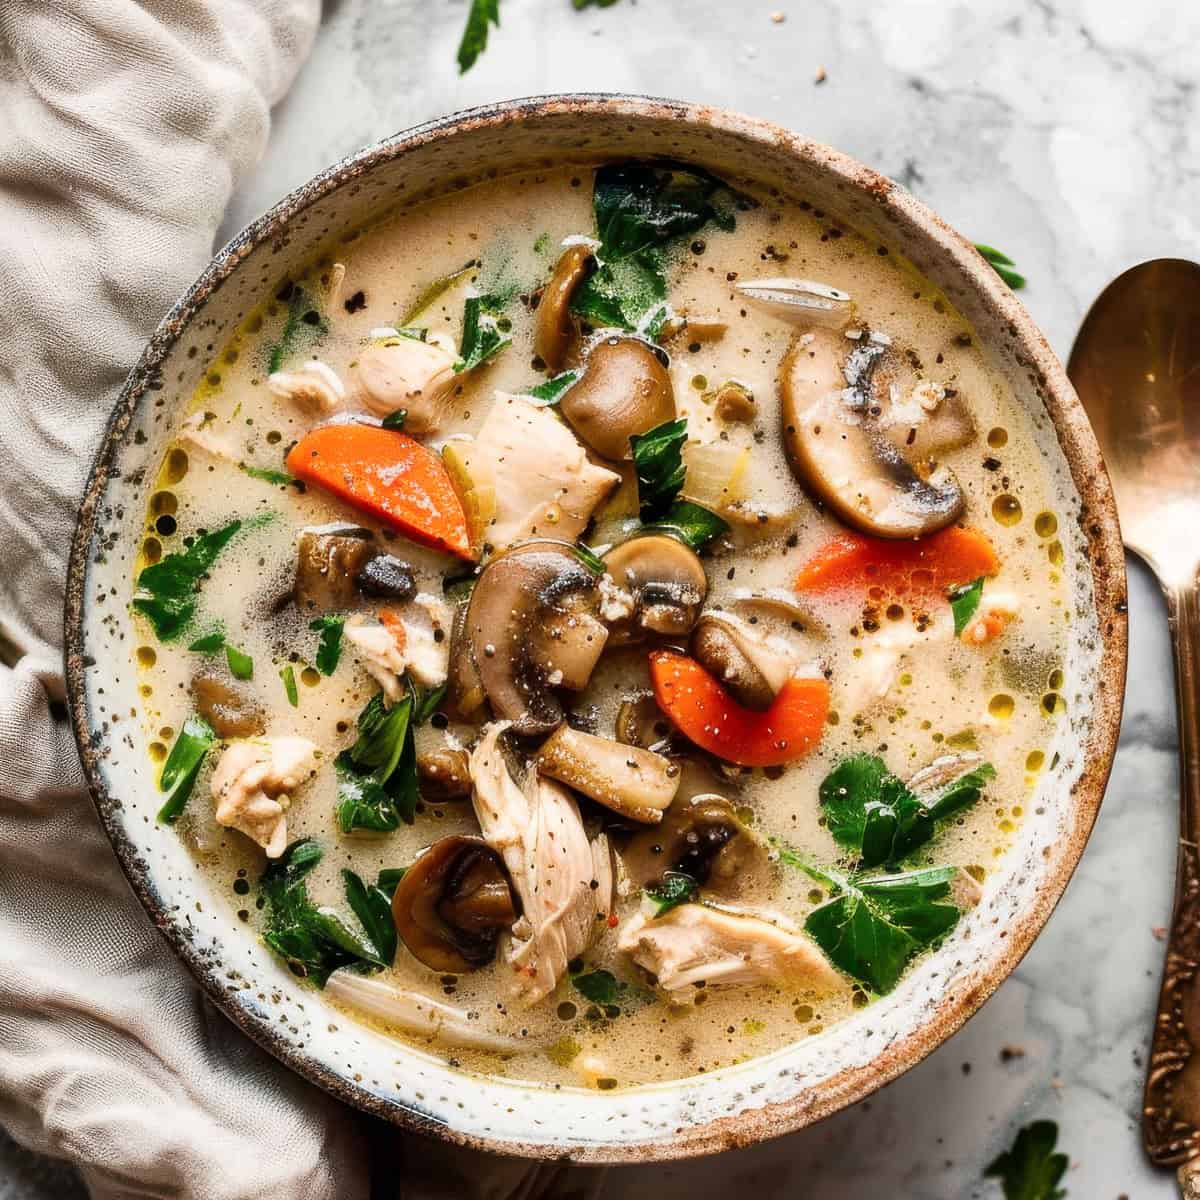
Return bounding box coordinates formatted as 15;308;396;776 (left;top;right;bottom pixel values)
196;0;1200;1196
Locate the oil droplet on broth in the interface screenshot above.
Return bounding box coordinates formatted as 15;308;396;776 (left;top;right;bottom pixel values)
142;537;162;564
1042;692;1067;716
989;693;1015;719
1026;749;1045;772
1048;668;1064;690
301;667;321;687
992;494;1022;526
987;427;1008;448
1047;540;1064;566
148;741;167;763
150;490;178;516
136;646;157;668
1034;511;1057;538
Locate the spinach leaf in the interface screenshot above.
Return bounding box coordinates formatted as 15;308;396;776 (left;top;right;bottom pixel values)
456;0;500;73
645;871;697;917
188;631;225;653
156;716;216;824
455;295;511;373
267;284;328;373
335;693;418;833
631;417;687;520
239;462;295;487
984;1120;1068;1200
571;969;624;1006
259;839;385;986
224;643;253;680
975;243;1027;290
802;862;963;994
410;680;448;726
402;260;477;323
949;576;985;636
132;519;242;640
570;543;606;575
528;368;581;404
280;664;299;708
310;614;345;676
820;753;993;868
381;409;407;431
341;868;398;966
376;867;407;900
642;499;729;551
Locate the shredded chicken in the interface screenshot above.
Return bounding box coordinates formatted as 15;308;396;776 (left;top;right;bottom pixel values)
352;337;458;431
469;722;614;1004
344;594;451;704
839;622;945;714
405;593;452;687
210;737;318;858
266;360;346;415
960;591;1020;645
176;412;239;463
463;395;620;551
618;902;842;996
344;615;408;703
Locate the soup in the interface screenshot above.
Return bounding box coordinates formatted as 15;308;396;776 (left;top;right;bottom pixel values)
131;161;1066;1090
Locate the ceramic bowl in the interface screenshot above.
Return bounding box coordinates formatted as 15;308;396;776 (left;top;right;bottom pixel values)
64;94;1127;1163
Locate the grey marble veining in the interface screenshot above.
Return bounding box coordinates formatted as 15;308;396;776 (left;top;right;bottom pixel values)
7;1;1192;1197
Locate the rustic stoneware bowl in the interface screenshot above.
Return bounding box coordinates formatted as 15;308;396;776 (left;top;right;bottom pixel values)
65;95;1127;1162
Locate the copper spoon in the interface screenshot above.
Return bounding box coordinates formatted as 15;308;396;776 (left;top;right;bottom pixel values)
1068;258;1200;1197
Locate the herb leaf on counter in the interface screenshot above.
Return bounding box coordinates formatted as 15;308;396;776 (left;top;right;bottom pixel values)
645;871;698;917
310;614;345;676
455;295;511;372
456;0;500;73
949;576;985;636
156;715;216;824
335;692;419;833
259;839;387;986
631;417;687;519
984;1120;1068;1200
975;243;1027;290
133;519;242;640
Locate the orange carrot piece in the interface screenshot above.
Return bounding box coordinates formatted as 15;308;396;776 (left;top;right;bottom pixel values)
287;424;474;561
649;650;830;768
793;527;999;598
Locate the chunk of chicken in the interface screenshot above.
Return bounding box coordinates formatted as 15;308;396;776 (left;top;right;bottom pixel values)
462;394;620;551
959;591;1020;646
344;615;407;703
470;722;614;1004
344;594;452;704
267;360;346;415
618;902;842;996
839;622;946;715
176;412;239;463
210;737;318;858
352;337;458;433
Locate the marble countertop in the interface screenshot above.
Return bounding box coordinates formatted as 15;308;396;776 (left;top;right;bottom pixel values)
12;1;1196;1196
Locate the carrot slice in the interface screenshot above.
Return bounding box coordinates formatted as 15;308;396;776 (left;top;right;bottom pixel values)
287;424;474;560
649;650;830;768
793;527;999;597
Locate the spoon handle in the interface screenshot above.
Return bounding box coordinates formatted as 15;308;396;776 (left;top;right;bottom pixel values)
1145;582;1200;1171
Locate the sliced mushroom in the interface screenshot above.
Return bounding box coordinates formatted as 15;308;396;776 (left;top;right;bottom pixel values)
353;337;458;434
191;673;265;739
615;693;675;753
710;380;756;423
559;336;675;461
537;726;680;824
530;608;609;691
601;535;708;643
391;835;519;973
621;793;761;895
463;540;601;736
780;327;966;538
736;277;852;325
447;599;487;720
690;610;804;711
534;244;593;371
293;524;376;612
416;746;472;803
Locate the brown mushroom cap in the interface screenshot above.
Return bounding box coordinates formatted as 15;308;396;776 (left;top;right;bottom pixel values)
689;603;811;711
534;244;593;372
559;336;675;461
602;535;708;643
416;746;472;803
690;616;776;711
191;673;264;739
779;327;967;538
464;540;600;736
293;524;377;612
391;835;518;973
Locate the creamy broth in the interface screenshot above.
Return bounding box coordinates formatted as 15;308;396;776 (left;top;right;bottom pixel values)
132;163;1066;1089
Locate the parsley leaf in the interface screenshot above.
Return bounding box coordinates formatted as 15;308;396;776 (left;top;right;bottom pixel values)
156;716;216;824
259;839;386;986
340;868;397;966
642;499;729;551
239;462;295;487
267;283;329;373
949;576;985;636
528;368;581;405
975;243;1027;290
335;692;418;833
280;664;299;707
407;675;448;726
455;295;511;372
224;643;253;680
570;543;606;575
188;631;225;653
381;409;407;431
376;866;407;899
310;614;345;676
456;0;500;73
631;417;687;520
645;871;698;916
820;753;994;868
985;1120;1068;1200
132;519;242;640
402;260;477;323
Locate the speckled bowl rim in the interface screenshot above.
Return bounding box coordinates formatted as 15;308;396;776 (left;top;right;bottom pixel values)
64;93;1128;1163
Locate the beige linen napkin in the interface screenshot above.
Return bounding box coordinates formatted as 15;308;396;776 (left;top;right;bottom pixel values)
0;3;372;1196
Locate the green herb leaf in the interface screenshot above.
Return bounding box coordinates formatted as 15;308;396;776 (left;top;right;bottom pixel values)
334;764;401;833
402;260;477;324
820;753;993;868
984;1120;1069;1200
376;866;407;900
645;871;698;917
949;577;985;636
188;631;225;653
975;243;1027;290
341;868;398;966
443;571;478;602
280;664;299;708
631;417;688;520
335;693;419;833
642;499;729;551
572;0;621;7
239;462;295;486
132;519;242;640
572;969;623;1006
570;543;606;575
259;839;384;986
455;295;511;373
381;410;407;431
224;643;253;681
156;715;216;824
267;284;329;373
411;681;448;726
528;369;581;405
456;0;500;73
309;614;345;676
